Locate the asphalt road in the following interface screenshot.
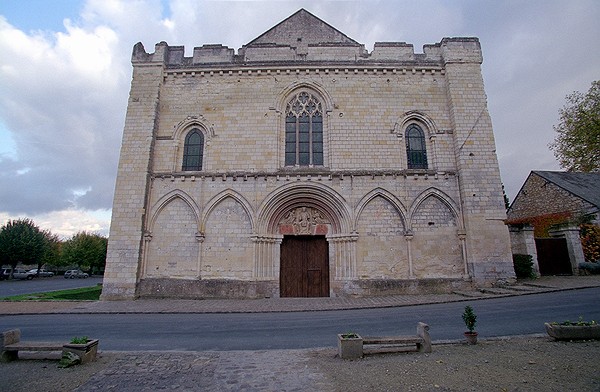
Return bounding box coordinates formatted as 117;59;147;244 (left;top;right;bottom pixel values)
1;287;599;351
0;276;102;297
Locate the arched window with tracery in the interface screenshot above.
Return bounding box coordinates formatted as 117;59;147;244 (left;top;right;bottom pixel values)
406;124;428;169
182;128;204;171
285;92;323;166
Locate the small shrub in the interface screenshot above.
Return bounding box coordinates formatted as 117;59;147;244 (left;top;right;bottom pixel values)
70;336;89;344
513;254;535;278
462;305;477;332
551;316;598;326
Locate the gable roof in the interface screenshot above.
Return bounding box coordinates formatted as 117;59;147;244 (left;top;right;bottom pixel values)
245;8;361;47
534;171;600;208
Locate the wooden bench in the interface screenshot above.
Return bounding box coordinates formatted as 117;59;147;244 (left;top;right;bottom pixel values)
1;329;98;363
339;322;431;359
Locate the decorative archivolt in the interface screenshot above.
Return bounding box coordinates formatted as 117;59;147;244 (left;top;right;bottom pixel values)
257;182;352;234
172;115;215;142
392;111;439;138
274;81;334;115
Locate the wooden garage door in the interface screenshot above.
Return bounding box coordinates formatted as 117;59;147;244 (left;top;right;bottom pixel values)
535;238;572;276
280;236;329;297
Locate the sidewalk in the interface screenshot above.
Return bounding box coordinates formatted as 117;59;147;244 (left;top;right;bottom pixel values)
2;275;600;315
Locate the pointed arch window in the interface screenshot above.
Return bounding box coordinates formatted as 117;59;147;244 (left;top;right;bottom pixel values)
182;128;204;171
285;92;323;166
406;124;428;169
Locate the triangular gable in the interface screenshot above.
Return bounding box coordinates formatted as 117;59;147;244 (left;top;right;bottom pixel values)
245;8;361;47
534;171;600;209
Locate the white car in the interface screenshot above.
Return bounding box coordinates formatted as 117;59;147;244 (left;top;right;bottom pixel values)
28;269;55;277
64;270;89;279
11;268;36;280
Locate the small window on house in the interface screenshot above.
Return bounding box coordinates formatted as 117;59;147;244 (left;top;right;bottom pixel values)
285;92;323;166
182;129;204;171
406;124;427;169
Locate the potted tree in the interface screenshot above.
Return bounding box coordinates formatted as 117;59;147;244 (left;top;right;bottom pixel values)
462;305;478;344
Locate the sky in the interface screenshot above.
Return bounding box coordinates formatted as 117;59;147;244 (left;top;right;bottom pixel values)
0;0;598;238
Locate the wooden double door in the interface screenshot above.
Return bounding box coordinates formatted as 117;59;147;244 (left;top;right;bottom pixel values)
280;236;330;297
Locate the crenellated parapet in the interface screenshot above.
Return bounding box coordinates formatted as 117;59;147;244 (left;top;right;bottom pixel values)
131;37;483;68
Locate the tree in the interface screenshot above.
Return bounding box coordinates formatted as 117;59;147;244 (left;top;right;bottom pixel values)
549;80;600;172
0;218;48;278
37;230;62;274
61;231;107;274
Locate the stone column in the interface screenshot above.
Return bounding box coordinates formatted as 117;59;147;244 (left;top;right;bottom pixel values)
508;224;540;276
405;231;415;279
328;234;358;279
549;224;585;275
252;235;281;279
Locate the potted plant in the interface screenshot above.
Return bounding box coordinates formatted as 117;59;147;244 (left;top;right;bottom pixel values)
337;332;363;359
545;317;600;341
462;305;478;344
62;336;99;364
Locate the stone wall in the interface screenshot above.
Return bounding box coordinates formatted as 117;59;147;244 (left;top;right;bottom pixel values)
103;14;514;299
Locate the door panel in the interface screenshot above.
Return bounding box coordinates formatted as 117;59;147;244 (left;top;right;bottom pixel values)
280;236;329;297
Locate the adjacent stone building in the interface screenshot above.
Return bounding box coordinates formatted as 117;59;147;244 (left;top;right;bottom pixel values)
102;9;514;300
507;171;600;275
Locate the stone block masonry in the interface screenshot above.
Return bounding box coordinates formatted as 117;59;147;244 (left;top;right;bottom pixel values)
102;9;514;300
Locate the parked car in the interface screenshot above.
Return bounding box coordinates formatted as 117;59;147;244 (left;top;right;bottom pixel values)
64;270;89;279
28;268;55;277
0;268;11;280
11;268;36;280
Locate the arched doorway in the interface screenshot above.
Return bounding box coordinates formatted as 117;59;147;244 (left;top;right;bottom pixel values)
280;235;329;297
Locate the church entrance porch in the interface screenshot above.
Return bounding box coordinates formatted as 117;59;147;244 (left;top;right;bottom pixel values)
280;236;330;297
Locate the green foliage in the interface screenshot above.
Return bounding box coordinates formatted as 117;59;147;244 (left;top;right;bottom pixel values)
70;336;89;344
0;219;49;272
513;254;535;278
61;231;107;273
549;80;600;172
551;316;598;326
462;305;477;332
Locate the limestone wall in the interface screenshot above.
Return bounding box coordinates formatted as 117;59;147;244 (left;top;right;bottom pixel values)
103;33;514;299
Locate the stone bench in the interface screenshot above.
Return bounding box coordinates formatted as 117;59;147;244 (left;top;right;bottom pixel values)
1;329;98;363
338;322;431;359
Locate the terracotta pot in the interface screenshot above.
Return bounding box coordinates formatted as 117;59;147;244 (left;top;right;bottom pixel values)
464;331;478;345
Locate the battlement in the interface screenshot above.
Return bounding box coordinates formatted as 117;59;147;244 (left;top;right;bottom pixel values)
131;37;482;68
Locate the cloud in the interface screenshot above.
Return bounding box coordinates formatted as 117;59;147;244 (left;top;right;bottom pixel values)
0;0;599;236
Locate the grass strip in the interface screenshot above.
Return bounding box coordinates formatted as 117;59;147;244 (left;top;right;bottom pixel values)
1;285;102;301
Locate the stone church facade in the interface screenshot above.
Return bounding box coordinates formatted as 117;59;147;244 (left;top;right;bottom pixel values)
102;9;514;300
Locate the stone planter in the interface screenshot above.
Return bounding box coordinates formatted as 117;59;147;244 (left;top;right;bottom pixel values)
62;339;99;364
464;331;478;345
545;323;600;341
337;333;363;359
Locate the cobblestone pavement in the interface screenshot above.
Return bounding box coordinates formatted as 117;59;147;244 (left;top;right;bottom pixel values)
77;349;332;392
2;275;600;315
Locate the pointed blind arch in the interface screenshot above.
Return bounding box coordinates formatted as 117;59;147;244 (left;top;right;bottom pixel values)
182;128;204;171
406;124;428;169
